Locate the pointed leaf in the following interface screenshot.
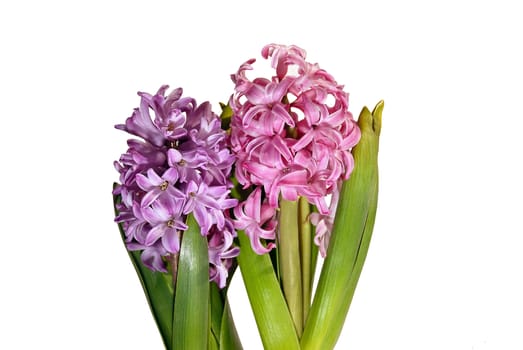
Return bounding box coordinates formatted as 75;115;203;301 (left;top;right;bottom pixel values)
237;230;301;350
301;101;383;349
220;299;243;350
173;214;209;349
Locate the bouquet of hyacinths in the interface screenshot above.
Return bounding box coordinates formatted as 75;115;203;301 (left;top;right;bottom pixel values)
113;44;382;350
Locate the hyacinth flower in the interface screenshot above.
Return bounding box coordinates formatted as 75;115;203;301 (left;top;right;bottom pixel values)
112;86;242;350
227;44;383;349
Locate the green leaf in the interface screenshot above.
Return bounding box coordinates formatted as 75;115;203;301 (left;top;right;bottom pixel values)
237;230;301;350
173;214;210;349
220;299;243;350
113;188;175;350
208;326;220;350
209;282;225;345
301;101;383;350
219;102;233;131
208;279;243;350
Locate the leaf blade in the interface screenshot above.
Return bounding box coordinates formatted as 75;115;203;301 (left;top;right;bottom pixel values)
301;102;382;349
219;299;243;350
237;230;301;350
172;214;210;349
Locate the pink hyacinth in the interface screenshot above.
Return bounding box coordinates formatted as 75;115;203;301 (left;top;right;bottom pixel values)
232;187;277;254
229;44;360;255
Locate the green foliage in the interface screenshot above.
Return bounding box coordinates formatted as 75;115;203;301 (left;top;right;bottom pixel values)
173;214;210;349
237;230;301;350
114;98;383;350
301;101;383;350
113;192;242;349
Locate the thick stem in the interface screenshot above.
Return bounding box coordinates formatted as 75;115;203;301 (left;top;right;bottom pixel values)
278;198;303;337
298;196;312;326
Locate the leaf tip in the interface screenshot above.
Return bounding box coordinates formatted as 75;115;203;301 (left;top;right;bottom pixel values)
357;106;373;132
371;100;384;137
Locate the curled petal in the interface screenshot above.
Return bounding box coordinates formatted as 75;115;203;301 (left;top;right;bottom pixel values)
245;231;275;254
115;105;164;147
232;188;277;254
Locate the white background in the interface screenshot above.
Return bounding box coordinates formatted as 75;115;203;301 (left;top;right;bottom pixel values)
1;0;522;349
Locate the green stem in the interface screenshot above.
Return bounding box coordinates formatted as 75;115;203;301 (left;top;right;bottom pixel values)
278;198;303;337
298;196;312;326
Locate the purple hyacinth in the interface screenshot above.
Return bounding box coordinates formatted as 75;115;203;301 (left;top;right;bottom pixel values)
114;85;238;288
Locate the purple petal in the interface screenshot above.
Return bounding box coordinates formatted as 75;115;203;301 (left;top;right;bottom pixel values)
206;185;227;198
141;247;168;272
163;167;179;183
145;224;165;246
161;229;180;253
141;188;162;208
142;205;169;224
193;205;211;234
167;148;183;165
